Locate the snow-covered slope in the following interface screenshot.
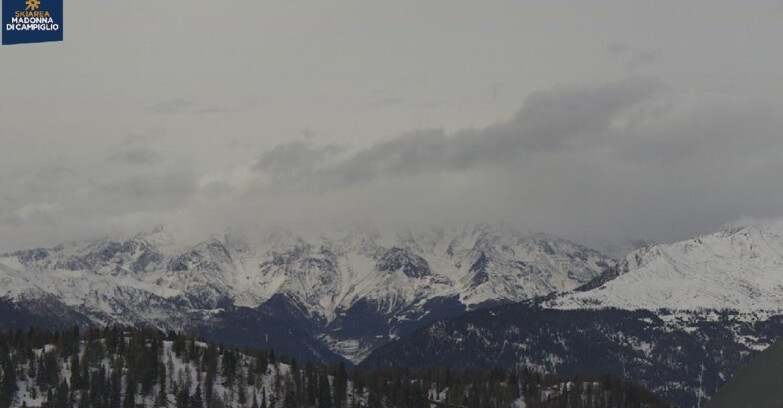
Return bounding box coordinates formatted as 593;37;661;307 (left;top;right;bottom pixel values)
361;221;783;407
550;221;783;312
0;223;611;362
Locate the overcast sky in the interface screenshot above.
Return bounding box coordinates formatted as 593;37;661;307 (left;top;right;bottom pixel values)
2;1;783;252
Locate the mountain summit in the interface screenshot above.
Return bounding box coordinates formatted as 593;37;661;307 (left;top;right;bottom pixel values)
550;220;783;312
0;222;610;362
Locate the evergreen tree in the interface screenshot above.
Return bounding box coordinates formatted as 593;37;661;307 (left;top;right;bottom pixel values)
192;385;204;408
110;369;122;408
77;390;90;408
157;361;168;408
283;387;296;408
305;362;317;407
221;350;238;387
237;382;247;407
175;383;192;408
333;362;347;408
0;327;674;408
124;380;138;408
317;371;333;408
70;352;83;390
0;356;17;408
54;380;69;408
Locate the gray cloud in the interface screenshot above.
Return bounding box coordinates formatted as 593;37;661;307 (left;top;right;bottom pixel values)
110;147;160;165
256;77;662;189
149;100;196;114
4;73;783;254
371;88;443;109
1;202;60;228
607;43;657;73
375;95;407;107
254;142;345;184
234;77;783;248
0;76;778;255
93;172;198;213
4;1;783;252
200;180;235;200
148;98;259;115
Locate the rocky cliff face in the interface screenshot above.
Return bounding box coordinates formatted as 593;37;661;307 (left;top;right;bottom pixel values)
0;222;610;362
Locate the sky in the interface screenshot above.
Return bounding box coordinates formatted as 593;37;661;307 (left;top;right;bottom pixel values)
2;1;783;252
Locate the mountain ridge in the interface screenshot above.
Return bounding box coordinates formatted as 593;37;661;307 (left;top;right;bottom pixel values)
362;220;783;407
549;220;783;312
0;222;611;363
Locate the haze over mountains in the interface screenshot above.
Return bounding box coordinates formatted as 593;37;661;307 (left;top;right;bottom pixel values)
0;222;610;362
7;219;783;406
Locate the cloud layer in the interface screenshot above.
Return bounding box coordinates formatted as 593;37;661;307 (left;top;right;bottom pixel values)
3;1;783;252
3;76;783;252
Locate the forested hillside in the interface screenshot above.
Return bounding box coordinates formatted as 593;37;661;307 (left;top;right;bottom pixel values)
0;327;670;408
360;304;775;407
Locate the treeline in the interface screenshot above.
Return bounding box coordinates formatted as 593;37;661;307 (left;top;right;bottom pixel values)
0;327;671;408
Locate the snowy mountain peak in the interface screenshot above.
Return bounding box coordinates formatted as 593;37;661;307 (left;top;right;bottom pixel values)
551;221;783;312
0;222;613;361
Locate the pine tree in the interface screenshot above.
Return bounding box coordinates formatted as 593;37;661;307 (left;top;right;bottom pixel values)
204;344;218;407
333;362;347;408
77;390;90;408
238;381;247;407
54;380;69;408
124;380;137;408
283;387;296;408
247;363;256;387
45;389;54;408
506;367;520;400
158;361;168;408
0;356;18;408
317;371;333;408
192;385;204;408
70;352;83;390
42;350;60;387
221;350;238;387
305;363;317;407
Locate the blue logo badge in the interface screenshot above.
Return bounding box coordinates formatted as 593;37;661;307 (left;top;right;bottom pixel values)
2;0;62;45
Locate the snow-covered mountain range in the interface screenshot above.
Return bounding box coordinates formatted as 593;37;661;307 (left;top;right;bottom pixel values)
0;223;611;362
363;220;783;407
11;218;783;405
550;220;783;313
